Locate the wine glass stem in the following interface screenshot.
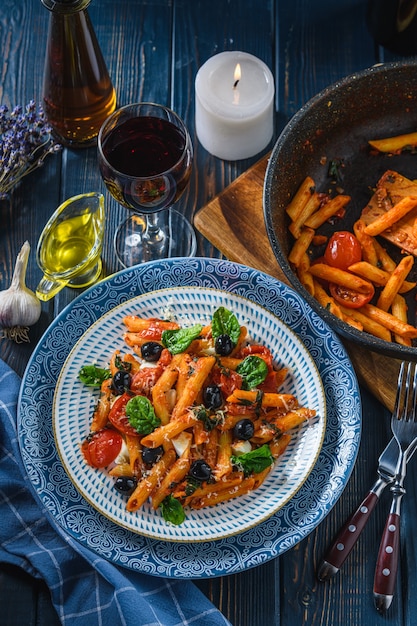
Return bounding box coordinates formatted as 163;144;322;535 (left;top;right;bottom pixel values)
143;212;168;258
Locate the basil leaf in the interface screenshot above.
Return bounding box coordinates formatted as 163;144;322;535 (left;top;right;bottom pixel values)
114;354;132;372
211;307;241;344
160;495;186;525
79;365;111;387
162;324;203;354
236;355;268;390
231;444;274;476
125;395;161;435
194;406;223;431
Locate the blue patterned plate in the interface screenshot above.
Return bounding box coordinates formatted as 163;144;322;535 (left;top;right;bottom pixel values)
18;259;361;577
53;287;326;542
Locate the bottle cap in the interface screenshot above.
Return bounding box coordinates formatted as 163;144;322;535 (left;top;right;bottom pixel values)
41;0;91;12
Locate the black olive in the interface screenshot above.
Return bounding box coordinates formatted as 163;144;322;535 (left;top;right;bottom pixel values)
233;419;255;440
202;384;223;410
114;476;138;495
111;370;131;394
189;459;212;482
215;334;234;356
142;445;164;466
141;341;164;362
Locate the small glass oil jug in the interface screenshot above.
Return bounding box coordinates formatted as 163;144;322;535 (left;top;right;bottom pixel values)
41;0;117;147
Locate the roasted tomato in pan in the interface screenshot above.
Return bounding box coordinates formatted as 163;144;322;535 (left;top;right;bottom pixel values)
324;231;362;270
81;428;123;468
329;282;374;309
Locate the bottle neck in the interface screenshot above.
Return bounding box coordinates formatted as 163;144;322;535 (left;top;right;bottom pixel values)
41;0;91;13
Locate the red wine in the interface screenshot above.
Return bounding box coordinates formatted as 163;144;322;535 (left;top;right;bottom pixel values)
100;115;192;213
103;116;186;177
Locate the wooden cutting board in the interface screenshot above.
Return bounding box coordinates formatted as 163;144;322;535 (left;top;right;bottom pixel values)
194;154;401;413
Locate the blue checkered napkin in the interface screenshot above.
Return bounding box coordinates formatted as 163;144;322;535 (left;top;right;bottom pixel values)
0;359;231;626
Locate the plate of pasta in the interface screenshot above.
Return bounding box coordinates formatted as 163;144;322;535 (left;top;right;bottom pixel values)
52;286;325;542
18;258;361;576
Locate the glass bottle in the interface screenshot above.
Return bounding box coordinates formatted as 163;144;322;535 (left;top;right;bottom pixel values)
41;0;117;147
367;0;417;56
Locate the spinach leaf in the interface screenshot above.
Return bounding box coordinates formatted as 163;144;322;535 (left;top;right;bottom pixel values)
162;324;203;354
211;307;241;344
78;364;111;387
236;355;268;389
160;495;186;525
231;444;274;476
125;395;161;435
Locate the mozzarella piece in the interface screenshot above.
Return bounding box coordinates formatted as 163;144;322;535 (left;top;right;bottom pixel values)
231;440;252;456
172;431;193;457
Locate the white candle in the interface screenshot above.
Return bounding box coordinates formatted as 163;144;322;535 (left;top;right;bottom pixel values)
195;51;275;161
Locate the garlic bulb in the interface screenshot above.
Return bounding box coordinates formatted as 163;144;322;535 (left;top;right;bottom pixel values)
0;241;41;342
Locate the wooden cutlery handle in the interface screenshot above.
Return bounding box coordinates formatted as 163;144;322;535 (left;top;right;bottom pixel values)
373;512;400;613
318;490;379;581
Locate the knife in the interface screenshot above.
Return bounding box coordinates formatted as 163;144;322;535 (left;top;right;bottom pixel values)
317;436;417;582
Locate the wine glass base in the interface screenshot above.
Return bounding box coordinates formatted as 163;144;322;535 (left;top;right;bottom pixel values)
114;209;197;268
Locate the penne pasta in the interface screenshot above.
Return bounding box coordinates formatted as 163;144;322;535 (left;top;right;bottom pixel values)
309;263;375;294
376;255;414;312
79;307;317;525
363;195;417;237
126;449;176;512
391;294;412;347
288;191;322;238
286;176;316;221
190;476;256;509
303;194;351;230
288;227;315;266
369;131;417;153
90;378;112;432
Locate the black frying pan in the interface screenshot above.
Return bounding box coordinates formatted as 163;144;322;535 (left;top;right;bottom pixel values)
263;60;417;361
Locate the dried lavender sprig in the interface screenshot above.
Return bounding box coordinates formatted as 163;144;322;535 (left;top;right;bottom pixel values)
0;100;62;199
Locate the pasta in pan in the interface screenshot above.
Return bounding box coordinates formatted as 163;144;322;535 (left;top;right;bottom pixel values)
78;306;316;525
286;168;417;347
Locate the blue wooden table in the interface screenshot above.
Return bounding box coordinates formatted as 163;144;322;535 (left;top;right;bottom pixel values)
1;1;416;624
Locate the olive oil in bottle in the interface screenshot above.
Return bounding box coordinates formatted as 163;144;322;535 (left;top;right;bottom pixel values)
41;0;116;147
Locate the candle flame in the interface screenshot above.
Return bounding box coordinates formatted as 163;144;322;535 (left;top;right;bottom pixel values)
233;63;241;88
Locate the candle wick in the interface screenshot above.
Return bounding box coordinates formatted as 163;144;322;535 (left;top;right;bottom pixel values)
233;79;240;89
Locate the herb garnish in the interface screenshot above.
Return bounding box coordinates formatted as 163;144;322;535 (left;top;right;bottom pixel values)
231;444;274;476
125;395;161;435
160;495;186;525
79;364;111;387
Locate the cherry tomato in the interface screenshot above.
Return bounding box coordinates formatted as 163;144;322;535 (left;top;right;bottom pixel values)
81;428;123;468
212;366;242;397
108;392;140;436
324;231;362;270
131;366;162;396
329;282;374;309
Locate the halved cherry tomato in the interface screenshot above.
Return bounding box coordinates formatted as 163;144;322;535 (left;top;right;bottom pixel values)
131;366;162;396
211;366;242;398
108;392;139;436
329;282;374;309
81;428;123;468
324;231;362;270
238;344;274;369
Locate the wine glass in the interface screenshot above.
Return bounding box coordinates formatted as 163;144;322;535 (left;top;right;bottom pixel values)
98;102;196;267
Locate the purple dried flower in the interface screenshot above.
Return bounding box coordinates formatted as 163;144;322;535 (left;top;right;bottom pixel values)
0;101;62;198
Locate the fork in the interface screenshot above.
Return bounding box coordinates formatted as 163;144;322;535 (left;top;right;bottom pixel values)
373;361;417;614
